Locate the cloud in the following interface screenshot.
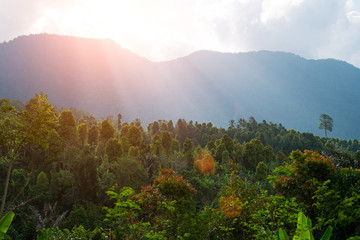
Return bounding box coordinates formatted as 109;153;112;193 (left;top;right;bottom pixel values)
198;0;360;67
0;0;360;67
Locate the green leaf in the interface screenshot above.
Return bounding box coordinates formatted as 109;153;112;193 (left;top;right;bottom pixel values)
320;226;333;240
293;212;314;240
275;228;289;240
0;212;14;239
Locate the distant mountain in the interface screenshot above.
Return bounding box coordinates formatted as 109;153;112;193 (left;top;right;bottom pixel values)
1;34;360;139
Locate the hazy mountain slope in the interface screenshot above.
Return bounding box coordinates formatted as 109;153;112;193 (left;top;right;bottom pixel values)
157;51;360;139
0;34;359;139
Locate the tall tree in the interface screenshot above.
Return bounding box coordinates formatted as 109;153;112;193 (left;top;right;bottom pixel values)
58;110;77;145
161;131;172;154
183;138;194;168
127;125;142;147
175;119;187;145
319;114;333;138
99;119;115;142
117;113;122;130
77;123;88;147
88;125;99;146
0;93;57;216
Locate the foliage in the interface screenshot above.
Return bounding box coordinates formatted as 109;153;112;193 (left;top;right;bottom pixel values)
105;137;122;160
319;114;333;138
275;212;333;240
194;152;216;176
99;119;115;142
0;212;14;240
183;138;194;168
58;110;77;145
0;93;57;217
2;94;360;239
242;138;273;171
153;169;196;200
36;225;109;239
219;163;301;239
255;161;268;181
313;168;360;239
269;150;336;217
77;122;88;146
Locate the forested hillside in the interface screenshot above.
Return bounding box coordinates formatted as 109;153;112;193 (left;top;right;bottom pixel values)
1;34;360;139
1;94;360;239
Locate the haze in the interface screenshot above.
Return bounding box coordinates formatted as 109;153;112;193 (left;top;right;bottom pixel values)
1;0;360;67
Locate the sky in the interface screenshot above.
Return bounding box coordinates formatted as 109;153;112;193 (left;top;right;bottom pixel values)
1;0;360;67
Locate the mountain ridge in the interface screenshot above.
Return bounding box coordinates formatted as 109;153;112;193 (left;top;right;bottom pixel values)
0;34;359;139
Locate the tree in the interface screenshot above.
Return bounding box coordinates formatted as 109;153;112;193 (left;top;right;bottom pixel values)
117;113;122;130
77;123;88;147
151;134;163;156
105;138;122;161
45;129;63;168
0;93;57;216
58;110;77;145
319;114;333;138
222;134;234;155
269;150;336;218
99;119;115;142
242;138;265;171
161;131;172;154
151;121;160;136
255;161;268;181
175;119;187;145
88;125;99;146
183;138;194;168
127;125;142;147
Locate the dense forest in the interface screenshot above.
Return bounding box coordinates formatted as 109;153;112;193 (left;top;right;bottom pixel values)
1;93;360;239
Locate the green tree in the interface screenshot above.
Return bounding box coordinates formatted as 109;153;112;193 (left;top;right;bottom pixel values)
175;119;187;145
127;125;142;147
105;138;122;161
58;110;77;145
128;146;140;158
222;150;230;164
269;150;336;218
183;138;194;168
255;161;268;181
0;93;57;216
35;171;49;192
45;129;63;167
222;134;235;155
214;143;226;163
151;134;163;156
206;140;216;152
77;123;88;147
167;120;174;133
319;114;333;138
151;121;160;136
120;136;130;155
88;125;99;146
117;113;122;130
171;138;180;153
35;171;50;202
99;119;115;142
161;131;172;154
242;138;266;171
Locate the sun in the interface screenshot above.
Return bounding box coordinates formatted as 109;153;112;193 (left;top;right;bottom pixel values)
28;0;198;61
40;1;179;57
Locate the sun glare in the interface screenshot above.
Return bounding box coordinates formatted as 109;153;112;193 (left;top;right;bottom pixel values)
41;0;185;60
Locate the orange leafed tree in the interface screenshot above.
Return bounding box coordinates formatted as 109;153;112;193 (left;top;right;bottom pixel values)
194;152;216;176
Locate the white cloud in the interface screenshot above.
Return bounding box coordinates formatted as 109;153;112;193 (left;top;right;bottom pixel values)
0;0;360;67
260;0;306;24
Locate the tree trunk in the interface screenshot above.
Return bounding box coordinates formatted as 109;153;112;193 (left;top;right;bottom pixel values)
0;158;14;217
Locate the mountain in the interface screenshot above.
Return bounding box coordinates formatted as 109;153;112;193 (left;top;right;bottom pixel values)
1;34;360;139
